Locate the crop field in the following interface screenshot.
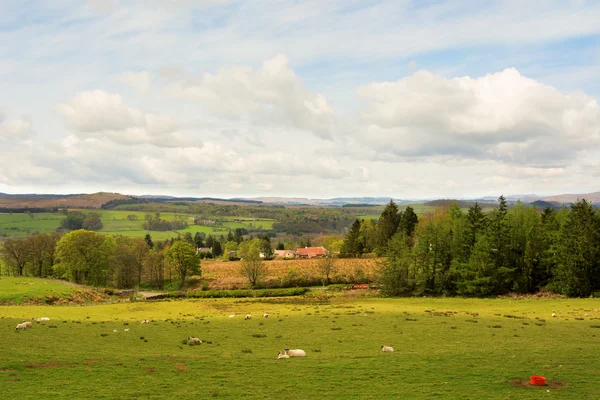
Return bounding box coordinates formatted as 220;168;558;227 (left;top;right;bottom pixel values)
0;210;275;240
1;292;599;399
202;258;381;289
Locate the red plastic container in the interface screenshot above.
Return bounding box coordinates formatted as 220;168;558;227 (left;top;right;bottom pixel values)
530;376;546;386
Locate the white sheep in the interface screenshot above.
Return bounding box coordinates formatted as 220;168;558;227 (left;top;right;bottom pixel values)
276;352;289;359
113;329;118;333
124;328;129;332
585;314;590;317
381;345;394;353
284;348;306;357
229;314;236;319
263;313;269;318
141;319;149;324
15;322;28;331
187;337;202;344
22;321;33;328
552;313;556;318
38;317;50;322
244;315;252;320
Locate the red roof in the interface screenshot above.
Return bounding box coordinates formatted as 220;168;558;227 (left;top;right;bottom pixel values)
296;247;328;257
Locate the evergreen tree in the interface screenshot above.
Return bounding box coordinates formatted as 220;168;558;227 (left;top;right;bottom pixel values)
551;199;600;296
340;219;364;257
377;200;401;249
399;206;419;238
212;240;223;257
276;242;285;250
144;233;154;249
194;232;204;248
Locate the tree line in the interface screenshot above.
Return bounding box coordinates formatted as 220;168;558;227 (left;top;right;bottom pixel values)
352;197;599;297
1;230;199;290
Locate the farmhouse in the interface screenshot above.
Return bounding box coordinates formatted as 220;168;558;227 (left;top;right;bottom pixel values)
274;250;295;258
296;246;329;259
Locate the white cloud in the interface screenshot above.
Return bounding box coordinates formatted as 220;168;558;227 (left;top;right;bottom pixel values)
55;90;196;147
357;68;600;166
166;55;336;139
0;110;32;139
117;71;151;91
257;183;273;191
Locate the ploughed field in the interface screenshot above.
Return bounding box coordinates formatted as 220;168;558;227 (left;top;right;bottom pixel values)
1;296;599;399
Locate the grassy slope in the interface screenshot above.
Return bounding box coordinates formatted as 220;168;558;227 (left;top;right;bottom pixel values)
0;277;76;303
1;296;599;399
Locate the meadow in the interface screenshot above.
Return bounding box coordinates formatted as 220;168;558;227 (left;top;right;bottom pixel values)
0;210;275;240
1;290;599;399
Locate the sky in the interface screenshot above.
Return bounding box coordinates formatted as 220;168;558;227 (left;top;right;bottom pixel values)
0;0;599;200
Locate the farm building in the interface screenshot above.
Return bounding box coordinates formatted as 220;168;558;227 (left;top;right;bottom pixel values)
196;247;212;254
274;250;296;258
296;246;329;259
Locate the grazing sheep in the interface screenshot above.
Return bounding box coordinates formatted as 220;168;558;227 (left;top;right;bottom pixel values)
263;313;269;318
38;317;50;322
187;337;201;344
124;328;129;332
585;314;590;317
276;352;289;359
15;322;28;331
244;315;252;320
229;314;236;319
113;329;118;333
22;321;32;328
381;345;394;353
284;348;306;357
141;319;149;324
552;313;556;318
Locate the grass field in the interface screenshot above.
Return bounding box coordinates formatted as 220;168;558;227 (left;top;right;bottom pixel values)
0;213;64;237
1;290;599;399
0;210;275;240
0;277;76;304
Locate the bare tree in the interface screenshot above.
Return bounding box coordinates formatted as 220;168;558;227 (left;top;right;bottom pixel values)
317;255;336;285
239;239;267;287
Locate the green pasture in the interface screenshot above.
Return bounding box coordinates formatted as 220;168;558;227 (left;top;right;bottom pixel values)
1;293;599;399
0;210;275;240
0;213;63;237
0;277;76;304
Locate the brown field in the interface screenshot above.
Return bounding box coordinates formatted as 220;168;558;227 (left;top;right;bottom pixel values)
0;192;128;209
201;257;382;289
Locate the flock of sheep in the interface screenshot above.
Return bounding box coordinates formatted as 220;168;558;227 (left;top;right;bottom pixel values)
14;313;395;359
15;317;50;330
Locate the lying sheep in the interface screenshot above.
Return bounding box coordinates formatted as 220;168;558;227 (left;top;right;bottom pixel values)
15;322;28;331
124;328;129;332
38;317;50;322
263;313;269;318
276;352;289;359
552;313;556;318
244;315;252;320
141;319;150;324
381;345;394;352
187;337;202;344
229;314;236;319
284;348;306;357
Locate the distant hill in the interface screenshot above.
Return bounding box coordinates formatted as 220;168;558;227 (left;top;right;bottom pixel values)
424;199;481;208
530;200;563;210
541;191;600;204
0;192;129;209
